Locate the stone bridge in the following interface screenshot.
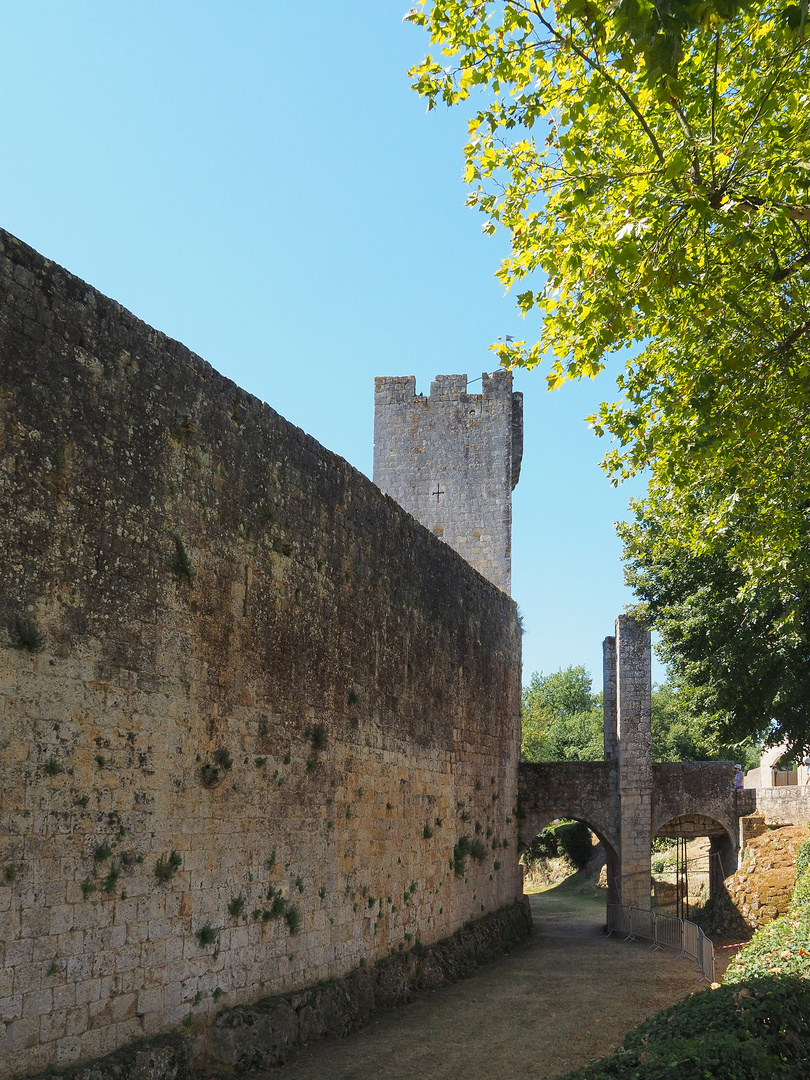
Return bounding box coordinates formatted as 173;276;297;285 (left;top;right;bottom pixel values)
518;616;757;910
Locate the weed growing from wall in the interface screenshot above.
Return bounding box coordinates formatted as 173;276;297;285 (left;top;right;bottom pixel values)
453;836;473;877
469;839;488;863
284;905;301;935
9;616;44;652
201;749;232;788
227;895;245;918
305;724;327;752
195;923;218;948
169;533;194;584
93;842;112;863
154;851;182;883
214;748;233;771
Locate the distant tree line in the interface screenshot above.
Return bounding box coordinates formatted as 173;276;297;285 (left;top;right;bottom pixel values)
521;665;760;769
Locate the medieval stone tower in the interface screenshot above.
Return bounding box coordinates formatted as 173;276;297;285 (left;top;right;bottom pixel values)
373;370;523;594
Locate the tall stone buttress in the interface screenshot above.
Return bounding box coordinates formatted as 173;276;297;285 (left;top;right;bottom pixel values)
373;371;523;594
603;614;653;910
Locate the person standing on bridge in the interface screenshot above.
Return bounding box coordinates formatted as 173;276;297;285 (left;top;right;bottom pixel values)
734;764;745;790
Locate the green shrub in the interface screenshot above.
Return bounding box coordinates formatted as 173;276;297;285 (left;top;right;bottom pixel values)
563;977;810;1079
553;821;591;868
521;820;592;869
795;838;810;883
790;871;810;913
523;829;558;862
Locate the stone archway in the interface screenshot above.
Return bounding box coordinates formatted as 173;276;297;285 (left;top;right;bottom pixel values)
519;615;747;913
654;813;737;906
521;810;620;908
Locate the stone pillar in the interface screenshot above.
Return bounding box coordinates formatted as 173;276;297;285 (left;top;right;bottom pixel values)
603;635;617;764
616;614;652;909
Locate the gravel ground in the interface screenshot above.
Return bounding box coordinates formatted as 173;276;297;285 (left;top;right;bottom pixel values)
265;880;702;1080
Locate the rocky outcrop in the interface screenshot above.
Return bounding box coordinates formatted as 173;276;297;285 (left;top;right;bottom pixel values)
716;824;809;932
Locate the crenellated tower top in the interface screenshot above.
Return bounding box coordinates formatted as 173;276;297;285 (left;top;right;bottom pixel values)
373;370;523;593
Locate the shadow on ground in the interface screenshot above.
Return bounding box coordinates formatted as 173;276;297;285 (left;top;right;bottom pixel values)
259;874;701;1080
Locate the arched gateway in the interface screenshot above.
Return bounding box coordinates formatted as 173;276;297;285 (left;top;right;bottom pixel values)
518;615;747;911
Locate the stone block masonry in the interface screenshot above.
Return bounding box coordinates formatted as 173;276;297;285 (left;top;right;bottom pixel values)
373;372;523;595
615;615;653;910
0;230;523;1078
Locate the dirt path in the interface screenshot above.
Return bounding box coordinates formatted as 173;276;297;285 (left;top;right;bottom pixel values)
267;881;703;1080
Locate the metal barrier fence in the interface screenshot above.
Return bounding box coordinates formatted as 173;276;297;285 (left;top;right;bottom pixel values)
606;904;715;984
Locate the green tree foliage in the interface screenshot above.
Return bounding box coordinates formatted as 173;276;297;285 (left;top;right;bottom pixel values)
626;505;810;754
522;664;758;763
652;680;761;767
406;0;810;592
521;666;603;761
528;819;593;869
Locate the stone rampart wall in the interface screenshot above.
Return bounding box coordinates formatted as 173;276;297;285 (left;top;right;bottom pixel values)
750;787;810;828
0;230;523;1078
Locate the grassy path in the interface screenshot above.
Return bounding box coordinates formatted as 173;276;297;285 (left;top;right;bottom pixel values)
264;878;701;1080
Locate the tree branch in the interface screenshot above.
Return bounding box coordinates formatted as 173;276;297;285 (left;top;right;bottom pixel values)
669;101;702;186
710;30;720;189
522;1;668;169
774;318;810;358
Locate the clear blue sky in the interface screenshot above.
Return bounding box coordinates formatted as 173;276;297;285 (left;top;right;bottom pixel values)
1;1;663;689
